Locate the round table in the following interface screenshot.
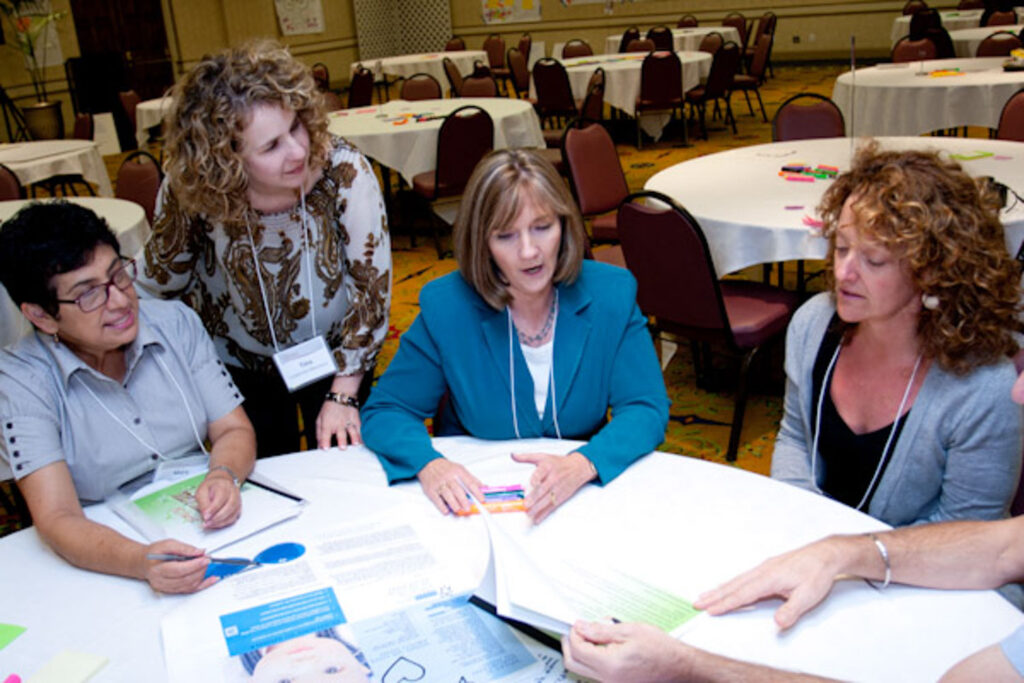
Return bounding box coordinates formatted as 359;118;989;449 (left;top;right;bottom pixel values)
352;50;487;88
831;57;1024;136
327;97;544;185
890;9;985;45
601;25;741;55
0;197;151;349
0;140;113;197
644;136;1024;277
134;96;172;148
2;436;1020;681
950;24;1024;57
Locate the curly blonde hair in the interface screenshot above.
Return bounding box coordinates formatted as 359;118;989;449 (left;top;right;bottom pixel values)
818;142;1021;374
162;40;331;225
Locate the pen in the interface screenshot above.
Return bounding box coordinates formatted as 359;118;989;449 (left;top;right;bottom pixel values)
146;553;261;566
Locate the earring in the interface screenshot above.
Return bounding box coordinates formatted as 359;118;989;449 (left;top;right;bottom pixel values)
52;332;59;345
921;293;939;311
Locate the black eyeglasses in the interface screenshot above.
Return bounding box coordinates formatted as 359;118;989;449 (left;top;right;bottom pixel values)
55;258;138;313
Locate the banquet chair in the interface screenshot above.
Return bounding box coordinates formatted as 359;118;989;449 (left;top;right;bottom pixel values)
311;62;330;91
442;57;464;97
411;105;493;257
348;67;374;108
923;26;956;59
400;73;442;101
746;12;777;77
507;48;532;101
646;25;674;52
892;35;939;61
957;0;984;7
721;12;750;53
636;50;686;148
909;8;942;38
0;164;25;200
445;36;466;51
977;31;1023;56
532;58;579;133
118;89;140;132
563;121;629;242
562;39;594;59
115;150;163;225
982;9;1017;26
698;31;725;54
618;26;641;53
997;88;1024;141
27;112;97;197
677;14;699;28
72;112;93;140
625;38;656;53
482;34;511;95
579;68;605;123
685;41;740;140
730;33;770;122
772;93;845;141
616;190;799;462
461;74;499;97
902;0;929;14
518;33;532;62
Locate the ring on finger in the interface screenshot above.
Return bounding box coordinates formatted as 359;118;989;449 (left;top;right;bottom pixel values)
345;421;354;428
550;491;556;507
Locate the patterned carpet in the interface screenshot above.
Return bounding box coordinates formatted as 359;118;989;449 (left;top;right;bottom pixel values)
0;61;851;537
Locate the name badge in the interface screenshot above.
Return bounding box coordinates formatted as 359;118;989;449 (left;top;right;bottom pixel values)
273;335;338;392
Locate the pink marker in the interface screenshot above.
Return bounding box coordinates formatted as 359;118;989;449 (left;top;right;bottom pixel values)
785;175;814;182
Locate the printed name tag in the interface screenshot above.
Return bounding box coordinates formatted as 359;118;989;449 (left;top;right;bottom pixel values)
273;335;338;392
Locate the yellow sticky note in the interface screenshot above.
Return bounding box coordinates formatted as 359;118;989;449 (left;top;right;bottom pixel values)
27;650;108;683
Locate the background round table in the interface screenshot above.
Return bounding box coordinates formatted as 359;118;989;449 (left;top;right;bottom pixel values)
353;50;487;87
0;140;113;197
134;96;172;148
950;24;1024;57
601;25;740;55
890;9;984;46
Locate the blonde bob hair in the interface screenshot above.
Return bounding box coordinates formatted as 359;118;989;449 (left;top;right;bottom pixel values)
162;40;331;226
453;149;587;310
818;142;1021;374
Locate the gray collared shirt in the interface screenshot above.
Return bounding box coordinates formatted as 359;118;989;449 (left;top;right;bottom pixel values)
0;299;243;502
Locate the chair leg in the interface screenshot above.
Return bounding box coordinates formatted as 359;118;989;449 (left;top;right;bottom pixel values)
727;346;760;462
754;88;768;123
636;112;643;149
724;95;737;134
742;90;754;116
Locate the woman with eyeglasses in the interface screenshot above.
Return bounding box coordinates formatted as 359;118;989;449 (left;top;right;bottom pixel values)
0;202;256;594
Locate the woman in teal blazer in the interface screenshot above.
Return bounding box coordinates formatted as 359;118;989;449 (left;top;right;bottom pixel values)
362;150;669;523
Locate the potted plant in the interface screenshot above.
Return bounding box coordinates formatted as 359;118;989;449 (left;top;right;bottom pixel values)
0;0;67;139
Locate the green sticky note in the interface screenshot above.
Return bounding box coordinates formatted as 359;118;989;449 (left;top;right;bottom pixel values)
0;623;26;650
949;151;994;161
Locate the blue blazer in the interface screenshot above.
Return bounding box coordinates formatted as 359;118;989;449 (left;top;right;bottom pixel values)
363;261;670;484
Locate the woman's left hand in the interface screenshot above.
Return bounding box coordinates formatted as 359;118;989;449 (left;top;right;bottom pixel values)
196;471;242;529
512;451;597;524
316;401;362;450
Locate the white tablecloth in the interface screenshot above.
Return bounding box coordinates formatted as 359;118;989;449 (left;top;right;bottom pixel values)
0;140;113;196
950;24;1024;57
353;50;487;87
134;96;172;148
891;8;1024;45
644;136;1024;276
831;57;1024;136
2;436;1021;681
0;197;150;349
327;97;544;185
601;25;741;55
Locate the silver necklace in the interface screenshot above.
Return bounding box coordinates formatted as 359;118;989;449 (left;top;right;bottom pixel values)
516;290;558;347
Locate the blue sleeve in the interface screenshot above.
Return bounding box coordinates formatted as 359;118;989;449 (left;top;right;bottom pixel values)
1000;624;1024;676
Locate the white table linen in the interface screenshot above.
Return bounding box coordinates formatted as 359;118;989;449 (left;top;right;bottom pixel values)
890;9;985;45
0;140;113;196
327;97;544;185
831;57;1024;136
600;25;741;55
644;136;1024;276
950;24;1024;57
2;436;1021;681
134;96;172;148
353;50;487;88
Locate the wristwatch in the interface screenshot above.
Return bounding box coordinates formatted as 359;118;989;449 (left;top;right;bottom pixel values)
325;391;360;408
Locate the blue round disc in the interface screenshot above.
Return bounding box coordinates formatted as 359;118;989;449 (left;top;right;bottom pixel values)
204;560;248;579
254;542;305;565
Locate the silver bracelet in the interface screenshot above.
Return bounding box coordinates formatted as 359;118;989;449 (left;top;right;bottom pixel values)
866;533;891;589
207;464;241;488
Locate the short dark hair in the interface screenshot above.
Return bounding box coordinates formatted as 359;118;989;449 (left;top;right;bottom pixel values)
0;201;120;316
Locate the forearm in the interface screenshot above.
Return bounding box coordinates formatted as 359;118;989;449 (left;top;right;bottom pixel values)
329;372;364;397
685;645;835;683
37;511;149;581
208;426;255;482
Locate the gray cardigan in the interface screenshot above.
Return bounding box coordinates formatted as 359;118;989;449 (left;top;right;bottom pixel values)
771;293;1023;527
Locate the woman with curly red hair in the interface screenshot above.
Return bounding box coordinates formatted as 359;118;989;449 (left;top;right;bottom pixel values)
771;142;1022;526
138;41;390;457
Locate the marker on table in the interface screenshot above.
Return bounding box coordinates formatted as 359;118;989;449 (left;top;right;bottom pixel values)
146;553;261;567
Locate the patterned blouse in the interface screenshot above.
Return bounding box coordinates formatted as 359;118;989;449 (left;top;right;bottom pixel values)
137;137;391;377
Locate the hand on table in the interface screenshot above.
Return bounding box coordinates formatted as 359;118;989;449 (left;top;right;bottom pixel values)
196;470;241;529
562;620;692;682
316;401;362;450
695;536;848;630
417;457;484;515
142;539;216;594
513;451;596;524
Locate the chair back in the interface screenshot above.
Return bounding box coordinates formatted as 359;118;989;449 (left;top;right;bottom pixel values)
322;91;345;112
461;75;498;97
115;150;163;224
400;73;442;101
442;57;464;97
619;26;641;53
957;0;984;7
772;93;845;141
639;51;683;105
579;68;605;121
483;34;506;69
677;14;699;28
752;12;774;39
118;89;140;129
348;67;374;108
617;191;731;334
646;25;674;52
562;39;594;59
722;12;749;50
311;62;330;91
892;35;938;62
471;60;491;78
902;0;928;15
0;164;25;200
625;38;656;53
435;105;493;198
747;33;772;81
507;48;530;97
978;30;1023;56
703;41;741;99
997;87;1024;141
563;122;628;217
909;8;942;38
518;33;532;60
72;112;93;140
984;10;1017;26
532;58;577;119
445;36;466;51
698;31;724;54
